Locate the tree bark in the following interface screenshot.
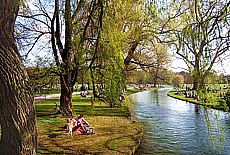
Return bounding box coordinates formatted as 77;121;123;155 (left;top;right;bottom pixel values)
193;79;198;90
0;1;37;154
60;76;74;116
124;40;138;70
51;0;75;116
192;56;200;90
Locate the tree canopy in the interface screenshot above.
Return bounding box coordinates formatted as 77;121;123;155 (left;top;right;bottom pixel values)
15;0;230;104
167;0;230;90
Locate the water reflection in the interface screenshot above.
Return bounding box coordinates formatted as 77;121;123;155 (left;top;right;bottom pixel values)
129;88;230;155
195;104;201;115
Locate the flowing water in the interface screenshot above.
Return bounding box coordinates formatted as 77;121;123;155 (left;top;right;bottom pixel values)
129;88;230;155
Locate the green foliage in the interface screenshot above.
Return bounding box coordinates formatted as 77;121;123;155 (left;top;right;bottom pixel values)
167;0;230;91
26;66;59;94
204;109;226;151
99;25;126;106
218;99;229;112
83;0;144;106
225;98;230;107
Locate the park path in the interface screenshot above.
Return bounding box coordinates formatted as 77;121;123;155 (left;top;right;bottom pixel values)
34;92;81;102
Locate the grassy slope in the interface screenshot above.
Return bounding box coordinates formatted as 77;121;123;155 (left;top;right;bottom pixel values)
36;89;143;155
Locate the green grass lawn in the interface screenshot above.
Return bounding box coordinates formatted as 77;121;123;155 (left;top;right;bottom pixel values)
35;88;61;97
36;89;143;154
168;89;229;112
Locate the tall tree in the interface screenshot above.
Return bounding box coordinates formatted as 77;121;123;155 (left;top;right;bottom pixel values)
123;1;173;83
18;0;151;109
16;0;93;115
46;0;105;115
170;0;230;90
123;0;153;72
146;40;172;87
86;0;127;106
0;0;37;154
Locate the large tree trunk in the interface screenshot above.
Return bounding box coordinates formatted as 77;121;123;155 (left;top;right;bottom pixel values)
193;74;206;91
58;0;75;116
124;40;138;70
60;77;74;116
51;0;77;116
193;79;198;90
193;57;200;90
199;74;206;91
0;1;37;154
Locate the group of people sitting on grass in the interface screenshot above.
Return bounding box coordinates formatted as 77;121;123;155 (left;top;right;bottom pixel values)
80;91;88;97
176;90;200;101
184;91;200;101
65;114;95;135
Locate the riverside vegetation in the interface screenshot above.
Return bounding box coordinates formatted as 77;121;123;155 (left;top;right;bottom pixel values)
36;88;143;154
168;84;230;112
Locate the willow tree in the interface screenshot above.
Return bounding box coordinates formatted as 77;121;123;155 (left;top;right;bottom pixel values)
123;0;154;73
0;0;37;154
75;0;149;106
82;0;127;106
73;0;150;107
100;0;152;75
170;0;230;90
17;0;141;111
122;1;174;84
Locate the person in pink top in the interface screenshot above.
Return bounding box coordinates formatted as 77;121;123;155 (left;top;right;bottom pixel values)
73;114;89;134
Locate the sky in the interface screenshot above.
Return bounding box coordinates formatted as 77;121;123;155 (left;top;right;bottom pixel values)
171;57;230;75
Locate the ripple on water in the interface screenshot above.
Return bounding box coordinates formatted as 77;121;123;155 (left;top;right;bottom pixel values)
132;89;230;155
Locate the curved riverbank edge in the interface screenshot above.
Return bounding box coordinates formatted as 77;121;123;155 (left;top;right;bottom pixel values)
127;94;144;155
129;123;143;155
167;91;201;105
167;90;229;112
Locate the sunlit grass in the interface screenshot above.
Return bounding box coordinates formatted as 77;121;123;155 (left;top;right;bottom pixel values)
36;89;143;154
168;89;229;111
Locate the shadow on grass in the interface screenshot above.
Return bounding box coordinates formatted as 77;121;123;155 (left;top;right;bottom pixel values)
36;92;143;155
36;97;131;118
36;104;130;118
74;105;131;117
48;133;58;138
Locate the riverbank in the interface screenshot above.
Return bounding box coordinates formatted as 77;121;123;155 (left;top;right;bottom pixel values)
130;88;230;155
35;89;143;154
167;90;229;112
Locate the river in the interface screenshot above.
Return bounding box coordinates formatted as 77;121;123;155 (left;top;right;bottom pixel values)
129;88;230;155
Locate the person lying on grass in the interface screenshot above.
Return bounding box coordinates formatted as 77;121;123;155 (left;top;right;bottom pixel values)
73;114;89;134
65;114;93;135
